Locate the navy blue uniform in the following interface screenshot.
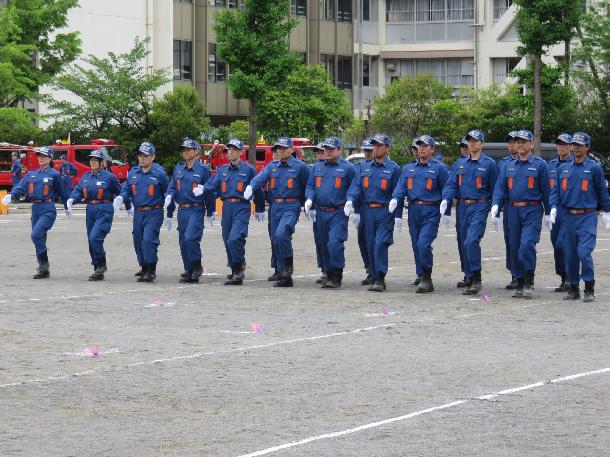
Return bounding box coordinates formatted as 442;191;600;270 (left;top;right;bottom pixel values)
306;158;356;272
498;155;517;276
393;159;449;278
492;156;550;280
11;159;23;186
70;169;122;266
310;160;326;273
547;156;572;278
10;166;68;255
60;161;78;195
354;160;372;277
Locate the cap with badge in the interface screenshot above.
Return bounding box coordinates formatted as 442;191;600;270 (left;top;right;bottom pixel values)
226;138;244;150
180;137;201;151
10;151;18;157
505;131;518;141
459;137;468;147
554;133;573;145
138;141;156;156
571;132;591;146
416;134;436;146
272;137;293;149
515;129;534;141
320;136;342;149
465;129;485;142
361;137;374;150
411;139;419;150
370;133;391;146
313;142;325;152
36;146;53;158
88;150;105;161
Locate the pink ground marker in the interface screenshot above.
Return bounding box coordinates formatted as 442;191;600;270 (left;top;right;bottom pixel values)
84;346;100;357
481;294;490;303
382;307;389;316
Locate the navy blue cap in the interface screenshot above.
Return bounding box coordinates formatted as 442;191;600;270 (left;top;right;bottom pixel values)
459;137;468;147
36;146;53;158
99;148;112;161
88;150;105;160
361;138;374;150
571;132;591;146
272;137;293;149
10;150;18;156
465;129;485;142
515;130;534;141
138;142;156;156
505;131;518;141
554;133;573;144
416;134;436;146
181;138;201;151
320;136;342;149
313;142;325;152
226;138;244;150
370;133;391;146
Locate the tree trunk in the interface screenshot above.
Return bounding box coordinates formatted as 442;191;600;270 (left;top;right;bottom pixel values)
248;97;257;166
533;53;542;157
564;39;570;87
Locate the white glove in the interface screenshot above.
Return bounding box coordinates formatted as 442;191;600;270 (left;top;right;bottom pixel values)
243;185;253;200
550;207;557;224
255;212;265;222
602;212;610;229
439;200;448;215
67;198;74;212
304;199;313;212
164;195;172;209
491;205;499;219
388;198;398;213
442;214;451;229
207;212;216;226
352;213;360;228
344;200;353;216
193;185;204;197
544;215;553;231
113;196;123;213
164;217;173;231
306;209;316;222
126;207;134;217
2;194;11;205
65;208;72;218
493;217;500;232
394;217;403;233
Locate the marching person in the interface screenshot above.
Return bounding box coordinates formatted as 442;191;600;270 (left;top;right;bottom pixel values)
2;147;69;278
499;131;520;290
550;132;610;302
308;142;327;284
10;151;24;187
114;141;168;283
245;137;310;287
203;138;265;285
454;136;471;288
304;137;356;289
441;129;498;295
266;147;281;282
547;133;573;292
491;130;551;299
345;133;403;292
67;150;122;280
355;138;375;285
163;138;215;284
390;135;449;293
59;155;78;196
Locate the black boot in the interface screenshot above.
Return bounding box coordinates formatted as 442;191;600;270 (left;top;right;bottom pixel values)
182;271;192;280
457;276;471;288
463;271;481;295
322;269;341;289
412;276;423;286
285;257;294;276
563;283;580;300
33;252;50;279
134;266;145;277
361;273;375;285
138;263;156;283
96;256;107;274
506;277;518;290
190;261;203;281
268;270;281;281
274;272;293;288
554;273;568;292
224;266;236;284
316;271;328;284
583;280;595;302
511;278;524;298
521;272;534;299
225;264;245;285
369;272;386;292
416;270;434;293
88;264;104;281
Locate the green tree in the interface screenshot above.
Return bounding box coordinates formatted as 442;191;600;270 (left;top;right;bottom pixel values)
258;65;352;141
0;108;42;144
213;0;301;164
0;0;81;107
513;0;581;154
216;119;252;143
149;86;211;169
48;38;170;149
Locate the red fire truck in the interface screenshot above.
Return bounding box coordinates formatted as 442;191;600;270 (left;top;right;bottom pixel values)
0;143;37;189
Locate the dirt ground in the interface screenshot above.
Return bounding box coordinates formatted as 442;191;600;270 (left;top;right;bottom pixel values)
1;203;609;457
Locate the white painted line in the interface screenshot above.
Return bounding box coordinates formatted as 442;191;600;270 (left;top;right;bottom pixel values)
236;367;610;457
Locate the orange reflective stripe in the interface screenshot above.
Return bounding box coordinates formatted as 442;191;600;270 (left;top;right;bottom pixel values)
237;181;243;192
97;188;103;200
550;178;555;189
176;179;181;192
131;184;136;195
83;188;88;199
562;178;567;191
315;176;321;188
43;184;49;196
508;177;513;190
527;176;535;189
476;176;482;189
380;178;387;191
270;177;276;189
582;179;589;192
426;178;433;191
28;182;34;194
458;174;463;186
335;176;342;189
221;181;226;193
407;177;413;190
192;182;197;191
148;184;154;197
287;178;293;189
363;176;369;188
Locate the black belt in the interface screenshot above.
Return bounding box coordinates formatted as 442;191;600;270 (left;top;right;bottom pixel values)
31;198;53;203
318;204;345;212
366;203;388;208
223;198;246;203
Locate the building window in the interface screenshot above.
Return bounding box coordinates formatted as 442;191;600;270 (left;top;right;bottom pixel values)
338;0;352;22
493;0;512;20
362;55;379;87
385;58;474;88
322;0;335;20
387;0;473;23
321;54;336;84
175;0;193;3
290;0;307;17
492;57;520;84
337;55;352;89
298;52;307;64
173;40;192;80
208;43;226;82
362;0;379;21
208;0;226;5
